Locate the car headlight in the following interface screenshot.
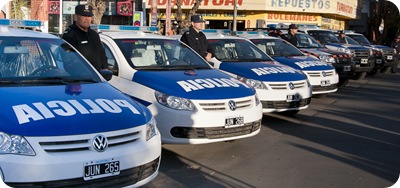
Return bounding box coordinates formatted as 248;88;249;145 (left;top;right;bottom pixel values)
319;55;336;63
146;117;157;141
338;47;352;55
394;49;397;55
237;76;267;89
0;132;35;156
255;94;260;106
369;49;374;56
155;91;197;111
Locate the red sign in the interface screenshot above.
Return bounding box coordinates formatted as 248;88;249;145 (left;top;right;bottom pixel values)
117;1;133;16
48;1;60;14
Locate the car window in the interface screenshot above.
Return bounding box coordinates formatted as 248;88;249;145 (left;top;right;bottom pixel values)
307;30;341;44
114;39;212;69
208;39;273;62
0;36;100;82
250;39;305;57
295;34;324;48
348;34;371;45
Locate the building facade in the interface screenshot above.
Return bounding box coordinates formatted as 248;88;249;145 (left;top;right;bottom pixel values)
24;0;359;33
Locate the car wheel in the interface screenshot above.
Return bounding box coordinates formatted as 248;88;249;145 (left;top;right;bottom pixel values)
337;79;349;87
367;68;380;76
380;66;392;73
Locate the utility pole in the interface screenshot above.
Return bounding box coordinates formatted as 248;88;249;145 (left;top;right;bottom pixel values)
233;0;237;32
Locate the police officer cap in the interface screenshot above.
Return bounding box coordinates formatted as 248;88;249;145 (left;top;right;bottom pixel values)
338;30;345;34
75;4;93;16
191;15;205;23
289;24;298;29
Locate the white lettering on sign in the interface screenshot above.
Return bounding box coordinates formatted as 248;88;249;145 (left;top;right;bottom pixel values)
252;66;297;76
295;60;329;68
177;78;249;92
12;99;140;124
336;2;353;14
271;0;331;9
154;0;243;7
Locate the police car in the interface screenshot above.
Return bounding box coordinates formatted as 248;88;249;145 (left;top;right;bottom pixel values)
0;19;161;187
236;31;339;96
345;31;396;74
96;25;262;144
291;32;355;87
300;28;374;80
193;31;312;115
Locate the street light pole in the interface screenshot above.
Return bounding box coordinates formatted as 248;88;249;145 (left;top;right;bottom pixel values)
143;0;146;26
233;0;237;32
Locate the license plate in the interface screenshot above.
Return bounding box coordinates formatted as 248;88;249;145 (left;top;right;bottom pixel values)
360;59;368;64
321;80;331;86
387;55;393;60
376;59;382;64
84;159;120;180
286;94;300;102
225;116;244;127
343;65;351;71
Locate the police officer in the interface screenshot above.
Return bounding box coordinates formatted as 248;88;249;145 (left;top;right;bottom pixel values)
62;4;108;71
338;30;346;44
390;35;400;73
180;14;213;61
281;24;299;46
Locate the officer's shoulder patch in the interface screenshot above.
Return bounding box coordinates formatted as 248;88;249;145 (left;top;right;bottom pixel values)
185;32;190;35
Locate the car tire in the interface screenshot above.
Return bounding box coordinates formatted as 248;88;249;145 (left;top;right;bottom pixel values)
380;66;392;73
367;68;380;76
352;72;367;80
337;78;349;87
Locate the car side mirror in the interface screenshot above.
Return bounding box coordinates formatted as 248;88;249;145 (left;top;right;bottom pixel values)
100;69;113;81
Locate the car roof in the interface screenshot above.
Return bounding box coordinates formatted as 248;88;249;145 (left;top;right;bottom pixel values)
99;31;174;40
0;26;58;39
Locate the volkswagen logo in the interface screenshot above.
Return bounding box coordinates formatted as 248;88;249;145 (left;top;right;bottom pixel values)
288;82;295;90
228;100;237;111
92;134;108;152
322;71;327;77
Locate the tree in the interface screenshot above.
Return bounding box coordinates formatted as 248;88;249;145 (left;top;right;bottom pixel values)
11;0;29;19
175;0;203;34
87;0;106;25
369;0;400;45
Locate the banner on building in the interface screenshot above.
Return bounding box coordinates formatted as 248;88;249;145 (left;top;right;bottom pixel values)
48;1;60;14
117;1;133;16
63;1;78;15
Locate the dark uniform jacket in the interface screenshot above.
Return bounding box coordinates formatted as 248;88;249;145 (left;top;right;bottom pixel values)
62;23;108;71
180;26;213;60
282;32;298;47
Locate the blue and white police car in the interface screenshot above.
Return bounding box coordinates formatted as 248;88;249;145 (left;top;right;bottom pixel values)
236;32;339;96
95;25;262;144
193;31;312;115
0;19;161;187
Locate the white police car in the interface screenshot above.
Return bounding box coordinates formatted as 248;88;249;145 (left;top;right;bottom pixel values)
96;25;262;144
194;31;312;115
236;32;339;96
0;19;161;187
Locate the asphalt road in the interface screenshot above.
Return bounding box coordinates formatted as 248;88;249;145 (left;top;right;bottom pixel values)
144;72;400;188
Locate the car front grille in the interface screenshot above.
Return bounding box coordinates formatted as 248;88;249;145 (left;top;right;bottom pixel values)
170;120;261;139
312;83;338;92
199;98;252;111
305;70;335;77
268;81;306;90
39;131;141;153
354;49;369;58
6;157;160;188
262;98;311;109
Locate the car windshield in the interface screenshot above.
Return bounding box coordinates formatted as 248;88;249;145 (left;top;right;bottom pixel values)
207;39;273;62
0;36;101;84
345;36;361;45
307;30;341;44
295;34;325;48
348;34;371;45
250;38;305;57
114;39;212;70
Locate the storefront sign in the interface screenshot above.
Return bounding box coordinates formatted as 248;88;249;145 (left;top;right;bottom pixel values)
266;13;318;22
117;1;133;16
63;1;78;15
336;2;353;14
270;0;331;9
48;1;60;14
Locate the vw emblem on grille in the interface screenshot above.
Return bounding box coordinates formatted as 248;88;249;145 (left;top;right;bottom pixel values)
288;82;295;90
228;100;237;111
322;71;327;77
92;134;108;152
